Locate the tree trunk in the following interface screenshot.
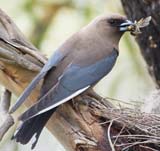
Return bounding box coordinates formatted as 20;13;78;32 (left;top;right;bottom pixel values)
0;8;160;151
121;0;160;87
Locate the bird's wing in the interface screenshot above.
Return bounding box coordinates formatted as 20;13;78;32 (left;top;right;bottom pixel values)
20;48;118;121
10;50;65;113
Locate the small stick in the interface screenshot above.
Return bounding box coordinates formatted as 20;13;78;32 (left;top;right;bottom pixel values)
140;145;159;151
113;124;125;145
0;88;14;141
107;120;116;151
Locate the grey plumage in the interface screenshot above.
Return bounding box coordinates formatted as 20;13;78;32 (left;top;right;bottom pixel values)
10;13;134;149
20;48;118;121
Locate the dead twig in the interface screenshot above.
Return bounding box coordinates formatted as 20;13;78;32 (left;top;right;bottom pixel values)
113;124;125;145
0;88;14;141
107;120;115;151
140;145;159;151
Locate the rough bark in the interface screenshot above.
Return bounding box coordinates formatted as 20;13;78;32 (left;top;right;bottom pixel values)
0;8;160;151
121;0;160;87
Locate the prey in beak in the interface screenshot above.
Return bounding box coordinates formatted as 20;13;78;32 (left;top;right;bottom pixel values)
119;16;152;35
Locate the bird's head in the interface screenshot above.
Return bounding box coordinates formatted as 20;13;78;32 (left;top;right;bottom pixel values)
106;14;134;33
87;14;135;46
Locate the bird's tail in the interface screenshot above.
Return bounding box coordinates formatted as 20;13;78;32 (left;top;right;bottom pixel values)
12;109;56;149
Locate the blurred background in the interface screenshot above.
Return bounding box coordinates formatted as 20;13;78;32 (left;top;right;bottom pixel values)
0;0;156;151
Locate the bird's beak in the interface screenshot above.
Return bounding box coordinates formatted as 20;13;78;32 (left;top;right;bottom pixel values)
119;20;135;32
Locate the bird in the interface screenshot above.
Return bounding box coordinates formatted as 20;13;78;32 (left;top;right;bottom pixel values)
10;13;134;149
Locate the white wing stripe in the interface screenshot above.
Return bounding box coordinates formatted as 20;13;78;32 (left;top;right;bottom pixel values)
27;86;90;120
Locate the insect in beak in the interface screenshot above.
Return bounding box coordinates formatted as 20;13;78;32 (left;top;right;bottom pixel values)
120;16;152;35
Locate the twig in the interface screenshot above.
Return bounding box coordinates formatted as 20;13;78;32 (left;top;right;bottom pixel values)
0;89;11;113
121;140;158;151
105;96;143;106
113;124;125;145
0;88;14;141
107;120;116;151
112;134;160;140
115;139;160;147
140;145;159;151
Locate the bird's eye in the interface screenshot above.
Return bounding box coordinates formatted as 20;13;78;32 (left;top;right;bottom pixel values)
108;19;116;25
108;19;124;26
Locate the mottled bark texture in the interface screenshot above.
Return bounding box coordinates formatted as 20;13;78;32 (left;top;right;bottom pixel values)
121;0;160;87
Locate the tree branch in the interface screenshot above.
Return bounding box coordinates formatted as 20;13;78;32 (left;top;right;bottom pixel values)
0;88;14;141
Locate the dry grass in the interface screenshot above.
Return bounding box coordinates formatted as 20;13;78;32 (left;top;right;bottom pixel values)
87;97;160;151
